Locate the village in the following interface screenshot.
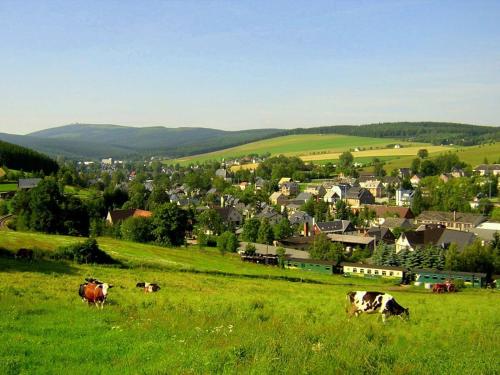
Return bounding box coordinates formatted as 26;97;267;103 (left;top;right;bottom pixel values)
4;149;498;289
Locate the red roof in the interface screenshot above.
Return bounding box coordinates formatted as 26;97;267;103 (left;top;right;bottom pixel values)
364;205;414;219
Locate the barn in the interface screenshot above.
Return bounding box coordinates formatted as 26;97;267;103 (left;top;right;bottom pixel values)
413;269;487;288
341;262;405;282
285;258;336;275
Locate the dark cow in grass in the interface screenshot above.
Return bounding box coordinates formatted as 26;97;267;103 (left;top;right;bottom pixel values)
15;248;34;261
78;278;112;308
136;282;161;293
346;291;409;323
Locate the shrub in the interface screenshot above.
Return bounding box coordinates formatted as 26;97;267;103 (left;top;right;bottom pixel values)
217;231;239;255
120;216;154;243
244;243;257;255
54;239;116;264
453;279;465;290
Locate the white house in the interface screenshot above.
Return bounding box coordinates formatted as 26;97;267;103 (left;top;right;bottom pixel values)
396;188;415;207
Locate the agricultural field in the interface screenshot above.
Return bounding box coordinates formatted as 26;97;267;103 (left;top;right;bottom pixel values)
0;231;499;374
0;183;17;192
383;142;500;172
167;134;429;166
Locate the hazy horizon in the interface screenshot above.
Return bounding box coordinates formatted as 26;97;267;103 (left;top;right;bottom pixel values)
1;0;499;134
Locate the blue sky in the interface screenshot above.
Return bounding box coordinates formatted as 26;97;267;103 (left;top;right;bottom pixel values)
1;0;499;134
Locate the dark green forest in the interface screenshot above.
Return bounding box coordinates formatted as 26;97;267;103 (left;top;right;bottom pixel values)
287;122;500;146
0;140;59;174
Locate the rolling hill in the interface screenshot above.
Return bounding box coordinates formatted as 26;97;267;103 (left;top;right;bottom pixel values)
1;122;498;161
166;134;437;165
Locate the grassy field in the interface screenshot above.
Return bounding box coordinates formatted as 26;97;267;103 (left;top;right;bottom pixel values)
384;142;500;171
0;231;499;374
166;134;426;165
0;183;17;192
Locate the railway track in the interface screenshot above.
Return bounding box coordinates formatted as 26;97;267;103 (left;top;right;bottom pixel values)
0;214;13;230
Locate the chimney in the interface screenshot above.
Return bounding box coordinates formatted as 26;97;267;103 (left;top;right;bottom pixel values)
304;221;309;237
221;196;225;208
453;210;456;222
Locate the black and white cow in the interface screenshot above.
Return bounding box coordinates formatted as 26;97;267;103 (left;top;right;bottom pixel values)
346;291;409;323
136;282;161;293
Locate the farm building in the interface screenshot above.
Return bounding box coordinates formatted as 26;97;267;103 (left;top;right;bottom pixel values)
413;269;487;288
106;208;152;225
341;262;404;281
327;233;376;252
285;258;336;275
415;211;486;231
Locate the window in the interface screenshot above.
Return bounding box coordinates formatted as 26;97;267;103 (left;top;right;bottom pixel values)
367;269;372;274
374;270;379;275
389;271;394;276
353;268;357;273
382;271;386;276
360;269;365;274
432;276;438;280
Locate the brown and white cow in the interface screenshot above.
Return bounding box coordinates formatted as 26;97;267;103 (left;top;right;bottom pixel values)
346;291;409;323
136;282;161;293
79;280;113;308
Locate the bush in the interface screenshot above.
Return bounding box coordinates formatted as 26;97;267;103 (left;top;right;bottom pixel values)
120;216;154;243
244;243;257;255
453;279;465;290
54;239;116;264
217;231;239;255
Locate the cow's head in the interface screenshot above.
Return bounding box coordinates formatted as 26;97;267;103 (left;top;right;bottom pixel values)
401;308;410;320
100;283;113;297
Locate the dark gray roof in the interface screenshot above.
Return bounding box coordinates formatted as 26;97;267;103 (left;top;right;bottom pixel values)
316;220;353;233
416;211;486;227
380;217;413;229
289;211;313;225
346;187;373;200
295;192;313;202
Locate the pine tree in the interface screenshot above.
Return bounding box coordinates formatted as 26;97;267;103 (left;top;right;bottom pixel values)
444;243;460;271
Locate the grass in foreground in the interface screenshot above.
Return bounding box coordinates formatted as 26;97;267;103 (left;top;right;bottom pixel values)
0;231;499;374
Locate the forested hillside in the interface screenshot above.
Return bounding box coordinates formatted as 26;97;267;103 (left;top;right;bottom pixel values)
1;122;498;160
0;140;59;174
28;124;285;158
288;122;500;145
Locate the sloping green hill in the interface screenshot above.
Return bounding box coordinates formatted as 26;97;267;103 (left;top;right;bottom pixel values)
0;231;498;374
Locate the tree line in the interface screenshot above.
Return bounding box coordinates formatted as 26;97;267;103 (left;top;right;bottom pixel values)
0;140;59;174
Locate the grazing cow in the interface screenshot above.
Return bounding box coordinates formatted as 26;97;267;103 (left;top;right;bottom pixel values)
78;278;104;302
136;282;161;293
346;291;409;323
15;248;34;261
79;281;113;308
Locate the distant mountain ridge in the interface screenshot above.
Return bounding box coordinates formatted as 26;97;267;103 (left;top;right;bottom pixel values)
2;124;285;159
1;122;498;160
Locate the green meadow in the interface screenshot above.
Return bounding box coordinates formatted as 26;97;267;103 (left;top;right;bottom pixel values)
384;142;500;171
0;183;17;192
0;231;498;374
166;134;421;165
